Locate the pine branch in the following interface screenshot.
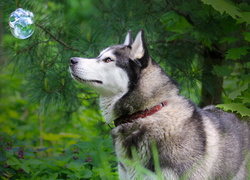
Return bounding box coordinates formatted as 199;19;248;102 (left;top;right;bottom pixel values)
47;48;68;69
16;40;49;54
35;23;85;55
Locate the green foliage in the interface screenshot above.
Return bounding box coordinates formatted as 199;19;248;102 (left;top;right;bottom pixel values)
217;82;250;116
1;133;117;179
161;11;193;34
217;103;250;116
160;0;250;112
201;0;242;19
226;47;250;60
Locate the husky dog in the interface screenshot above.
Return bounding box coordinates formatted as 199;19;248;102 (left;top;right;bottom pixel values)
69;31;250;180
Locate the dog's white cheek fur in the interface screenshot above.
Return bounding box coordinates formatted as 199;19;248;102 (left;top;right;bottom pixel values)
99;66;130;124
101;66;129;96
73;58;129;96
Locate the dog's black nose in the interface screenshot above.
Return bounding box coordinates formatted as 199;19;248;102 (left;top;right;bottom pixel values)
70;58;78;65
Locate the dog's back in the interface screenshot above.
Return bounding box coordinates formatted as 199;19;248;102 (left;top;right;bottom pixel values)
112;103;250;180
202;106;250;180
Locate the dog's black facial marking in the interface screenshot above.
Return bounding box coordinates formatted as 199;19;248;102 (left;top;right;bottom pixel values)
137;54;149;69
133;59;142;67
114;49;141;91
127;45;132;49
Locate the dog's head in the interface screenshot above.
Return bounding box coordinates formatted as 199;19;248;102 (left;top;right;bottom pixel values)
69;31;149;96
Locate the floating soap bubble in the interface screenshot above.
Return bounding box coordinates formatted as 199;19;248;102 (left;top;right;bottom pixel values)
9;8;35;39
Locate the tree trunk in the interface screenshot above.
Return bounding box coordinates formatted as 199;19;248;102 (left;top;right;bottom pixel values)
200;48;224;107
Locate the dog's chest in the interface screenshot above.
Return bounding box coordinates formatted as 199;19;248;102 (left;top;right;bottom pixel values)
111;123;152;165
110;115;206;178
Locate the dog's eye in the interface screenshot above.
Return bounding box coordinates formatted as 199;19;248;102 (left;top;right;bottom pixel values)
103;58;113;63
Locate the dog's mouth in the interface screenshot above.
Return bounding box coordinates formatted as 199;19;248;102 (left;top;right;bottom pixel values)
72;74;103;84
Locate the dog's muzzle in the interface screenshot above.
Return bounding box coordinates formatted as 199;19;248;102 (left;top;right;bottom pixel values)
69;57;103;84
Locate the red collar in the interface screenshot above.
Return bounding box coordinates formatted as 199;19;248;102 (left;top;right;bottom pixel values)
114;101;167;127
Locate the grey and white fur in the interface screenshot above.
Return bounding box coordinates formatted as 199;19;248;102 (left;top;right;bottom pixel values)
69;30;250;180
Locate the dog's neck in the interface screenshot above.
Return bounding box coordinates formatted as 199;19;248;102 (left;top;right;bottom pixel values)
114;101;167;126
100;94;125;124
100;61;179;125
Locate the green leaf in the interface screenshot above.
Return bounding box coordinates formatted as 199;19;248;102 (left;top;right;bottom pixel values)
25;159;44;166
6;157;21;166
238;12;250;25
55;159;68;167
219;37;238;44
242;32;250;42
228;83;248;100
239;96;250;104
31;171;42;180
67;161;83;172
48;173;58;180
161;11;193;34
6;157;30;173
73;169;93;179
225;46;250;60
21;163;30;173
82;169;93;178
213;65;232;76
201;0;242;19
217;103;250;116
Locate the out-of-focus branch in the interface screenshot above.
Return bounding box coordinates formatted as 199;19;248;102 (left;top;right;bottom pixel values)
35;23;85;54
16;40;49;54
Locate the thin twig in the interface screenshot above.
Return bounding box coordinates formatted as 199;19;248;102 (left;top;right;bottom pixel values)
35;23;85;54
16;40;49;54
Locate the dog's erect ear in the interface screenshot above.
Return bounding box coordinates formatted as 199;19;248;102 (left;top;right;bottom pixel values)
130;30;147;60
124;31;133;46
